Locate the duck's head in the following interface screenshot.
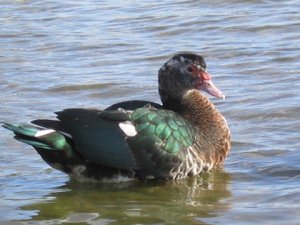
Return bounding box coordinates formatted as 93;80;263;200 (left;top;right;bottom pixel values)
158;53;224;105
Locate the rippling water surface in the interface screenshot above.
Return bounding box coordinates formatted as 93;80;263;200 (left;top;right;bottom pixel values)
1;0;300;224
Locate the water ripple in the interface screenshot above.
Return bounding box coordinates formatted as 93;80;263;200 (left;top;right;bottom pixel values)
1;0;300;224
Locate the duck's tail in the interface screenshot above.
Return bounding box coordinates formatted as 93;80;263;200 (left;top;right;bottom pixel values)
2;122;88;175
2;123;72;154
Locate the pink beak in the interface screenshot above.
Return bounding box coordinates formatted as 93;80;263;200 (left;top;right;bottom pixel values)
198;71;225;99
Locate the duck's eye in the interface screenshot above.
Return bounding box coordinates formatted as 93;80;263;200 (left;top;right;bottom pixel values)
187;67;193;72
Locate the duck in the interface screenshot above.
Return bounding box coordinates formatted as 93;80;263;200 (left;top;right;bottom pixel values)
3;53;231;181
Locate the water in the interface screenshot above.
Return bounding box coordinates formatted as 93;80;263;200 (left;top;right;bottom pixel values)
1;0;300;224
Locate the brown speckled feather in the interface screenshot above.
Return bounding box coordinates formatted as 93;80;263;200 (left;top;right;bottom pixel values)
180;90;231;169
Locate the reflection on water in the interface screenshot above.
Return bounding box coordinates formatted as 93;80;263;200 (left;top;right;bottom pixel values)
19;171;231;224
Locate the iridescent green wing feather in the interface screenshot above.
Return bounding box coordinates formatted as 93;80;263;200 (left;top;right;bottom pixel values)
127;108;195;179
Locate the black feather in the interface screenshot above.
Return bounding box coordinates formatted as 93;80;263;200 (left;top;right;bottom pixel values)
31;119;67;132
54;108;138;170
106;100;162;110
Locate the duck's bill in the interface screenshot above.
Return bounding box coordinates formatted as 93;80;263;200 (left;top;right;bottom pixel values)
199;79;225;100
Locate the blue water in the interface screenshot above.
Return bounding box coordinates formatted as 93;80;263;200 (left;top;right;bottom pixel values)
1;0;300;224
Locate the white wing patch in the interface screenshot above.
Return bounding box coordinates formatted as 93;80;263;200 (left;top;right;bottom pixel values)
34;129;56;137
119;122;137;137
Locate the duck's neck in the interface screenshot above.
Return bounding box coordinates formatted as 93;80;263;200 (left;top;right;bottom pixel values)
162;89;231;165
161;89;220;124
180;90;221;126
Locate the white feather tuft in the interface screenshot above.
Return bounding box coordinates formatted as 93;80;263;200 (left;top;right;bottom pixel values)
35;129;56;137
119;122;137;137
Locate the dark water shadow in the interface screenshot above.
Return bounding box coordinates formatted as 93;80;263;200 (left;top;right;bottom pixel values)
17;171;232;225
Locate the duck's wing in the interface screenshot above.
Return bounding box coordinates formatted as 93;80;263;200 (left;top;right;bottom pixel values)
29;101;162;171
111;107;196;179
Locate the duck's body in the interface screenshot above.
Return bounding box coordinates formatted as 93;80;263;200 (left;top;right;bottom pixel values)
3;53;231;180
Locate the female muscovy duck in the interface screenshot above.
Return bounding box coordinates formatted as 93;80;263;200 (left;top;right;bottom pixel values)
3;53;231;181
